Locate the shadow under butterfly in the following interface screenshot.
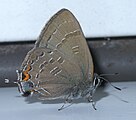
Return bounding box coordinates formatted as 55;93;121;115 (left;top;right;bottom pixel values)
15;8;120;110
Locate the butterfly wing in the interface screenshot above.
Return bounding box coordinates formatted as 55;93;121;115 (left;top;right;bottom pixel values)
36;9;94;80
21;9;94;99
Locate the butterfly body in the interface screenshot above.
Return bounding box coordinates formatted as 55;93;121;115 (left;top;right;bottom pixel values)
16;9;99;104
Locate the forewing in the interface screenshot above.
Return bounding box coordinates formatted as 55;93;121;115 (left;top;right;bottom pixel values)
36;9;94;81
21;9;94;99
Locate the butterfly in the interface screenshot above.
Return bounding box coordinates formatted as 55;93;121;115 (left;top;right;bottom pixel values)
15;9;111;110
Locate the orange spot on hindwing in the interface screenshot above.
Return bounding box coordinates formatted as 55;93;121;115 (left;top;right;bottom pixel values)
22;65;31;81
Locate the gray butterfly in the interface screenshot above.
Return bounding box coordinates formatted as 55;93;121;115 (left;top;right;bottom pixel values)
16;9;103;110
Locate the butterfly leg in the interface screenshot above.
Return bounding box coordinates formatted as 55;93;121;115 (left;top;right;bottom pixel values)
58;95;73;111
87;93;97;110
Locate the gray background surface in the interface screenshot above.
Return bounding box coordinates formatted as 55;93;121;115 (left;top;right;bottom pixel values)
0;82;136;120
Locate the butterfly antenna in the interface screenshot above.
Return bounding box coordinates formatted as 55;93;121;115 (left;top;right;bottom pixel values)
98;76;121;91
